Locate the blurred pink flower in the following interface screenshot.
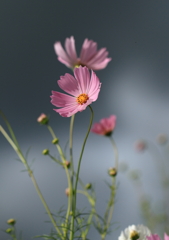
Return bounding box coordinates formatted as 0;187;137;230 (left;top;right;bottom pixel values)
50;66;101;117
54;36;111;70
147;234;169;240
135;140;147;152
91;115;116;136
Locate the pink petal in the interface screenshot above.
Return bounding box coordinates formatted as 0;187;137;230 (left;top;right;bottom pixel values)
54;42;72;67
147;235;161;240
74;66;91;93
57;57;73;68
51;91;75;107
65;36;78;63
89;58;112;70
164;233;169;240
57;73;79;96
91;123;105;135
87;48;108;65
88;70;101;101
80;39;97;63
54;104;79;117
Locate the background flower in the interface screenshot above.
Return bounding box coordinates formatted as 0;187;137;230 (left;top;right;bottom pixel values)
118;224;151;240
54;36;111;70
147;234;169;240
51;66;101;117
91;115;116;136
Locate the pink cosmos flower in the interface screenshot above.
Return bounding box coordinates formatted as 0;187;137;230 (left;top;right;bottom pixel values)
91;115;116;136
54;36;111;70
147;234;169;240
50;66;101;117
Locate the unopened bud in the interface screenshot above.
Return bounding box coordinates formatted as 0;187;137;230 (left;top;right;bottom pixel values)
6;228;12;233
65;188;70;197
156;134;168;145
108;167;117;177
52;138;59;144
7;219;16;226
37;113;49;125
42;149;49;155
85;183;92;189
63;161;70;168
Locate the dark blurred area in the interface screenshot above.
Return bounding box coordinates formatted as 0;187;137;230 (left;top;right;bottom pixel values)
1;1;169;239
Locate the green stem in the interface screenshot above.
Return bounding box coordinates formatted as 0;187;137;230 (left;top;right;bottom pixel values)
110;136;118;170
0;125;62;237
70;105;94;240
47;124;72;238
69;115;75;176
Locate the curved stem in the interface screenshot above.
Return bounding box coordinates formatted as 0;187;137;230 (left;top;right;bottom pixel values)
70;105;94;240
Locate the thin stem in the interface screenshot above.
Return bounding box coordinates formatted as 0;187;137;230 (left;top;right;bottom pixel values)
70;105;94;240
47;124;72;238
69;115;75;175
110;136;118;170
0;126;62;237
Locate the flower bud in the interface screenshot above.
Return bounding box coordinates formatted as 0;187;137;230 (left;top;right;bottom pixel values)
42;149;49;155
6;228;13;233
108;167;117;177
63;160;70;168
37;113;49;125
85;183;92;189
65;188;70;196
7;218;16;226
52;138;59;144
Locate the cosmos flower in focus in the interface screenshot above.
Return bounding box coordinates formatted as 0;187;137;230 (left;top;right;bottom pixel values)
50;66;101;117
54;36;111;70
118;224;151;240
91;115;116;136
147;234;169;240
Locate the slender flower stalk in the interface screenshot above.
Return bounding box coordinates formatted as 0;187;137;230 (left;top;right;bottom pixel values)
0;125;62;238
46;124;72;238
70;105;94;240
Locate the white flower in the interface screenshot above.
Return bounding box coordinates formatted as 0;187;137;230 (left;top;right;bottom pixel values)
118;224;151;240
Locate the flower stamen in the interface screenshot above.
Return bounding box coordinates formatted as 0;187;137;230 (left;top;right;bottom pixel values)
76;93;89;105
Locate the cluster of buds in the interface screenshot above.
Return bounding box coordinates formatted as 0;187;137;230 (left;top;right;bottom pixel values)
5;219;16;234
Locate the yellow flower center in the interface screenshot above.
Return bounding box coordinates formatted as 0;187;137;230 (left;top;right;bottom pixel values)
77;93;89;105
130;230;140;240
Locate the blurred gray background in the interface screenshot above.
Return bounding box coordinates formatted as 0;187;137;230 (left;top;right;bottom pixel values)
1;1;169;239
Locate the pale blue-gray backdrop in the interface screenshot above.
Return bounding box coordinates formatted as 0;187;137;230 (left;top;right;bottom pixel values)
1;1;169;239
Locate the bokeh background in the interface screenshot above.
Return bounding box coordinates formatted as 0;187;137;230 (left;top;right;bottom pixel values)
1;1;169;239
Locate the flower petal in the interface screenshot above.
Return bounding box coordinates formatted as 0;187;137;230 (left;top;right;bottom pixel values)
57;73;79;96
80;39;97;63
65;36;77;63
54;42;72;68
51;91;75;107
74;66;90;93
88;70;101;101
